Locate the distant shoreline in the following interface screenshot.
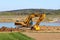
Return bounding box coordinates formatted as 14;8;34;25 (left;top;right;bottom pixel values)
0;15;60;22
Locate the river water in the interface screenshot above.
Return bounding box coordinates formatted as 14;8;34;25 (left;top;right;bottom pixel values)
0;22;60;28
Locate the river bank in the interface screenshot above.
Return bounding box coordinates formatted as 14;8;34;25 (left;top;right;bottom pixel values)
0;15;60;22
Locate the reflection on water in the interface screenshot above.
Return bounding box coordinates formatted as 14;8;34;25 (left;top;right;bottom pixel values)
0;22;60;28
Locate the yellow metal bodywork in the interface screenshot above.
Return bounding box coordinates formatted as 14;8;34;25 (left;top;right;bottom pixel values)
34;25;40;31
15;13;46;30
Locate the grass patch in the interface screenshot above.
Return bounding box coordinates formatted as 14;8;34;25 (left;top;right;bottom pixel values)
0;32;34;40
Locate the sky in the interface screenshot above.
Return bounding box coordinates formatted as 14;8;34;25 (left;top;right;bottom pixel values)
0;0;60;11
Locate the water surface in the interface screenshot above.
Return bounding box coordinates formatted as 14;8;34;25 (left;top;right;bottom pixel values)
0;22;60;28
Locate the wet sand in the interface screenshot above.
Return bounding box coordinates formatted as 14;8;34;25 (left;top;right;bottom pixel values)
20;26;60;32
21;26;60;40
22;32;60;40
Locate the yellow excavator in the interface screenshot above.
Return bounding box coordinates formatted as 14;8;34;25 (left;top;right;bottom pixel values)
15;13;46;30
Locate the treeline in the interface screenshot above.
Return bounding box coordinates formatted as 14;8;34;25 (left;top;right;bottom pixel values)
0;9;60;15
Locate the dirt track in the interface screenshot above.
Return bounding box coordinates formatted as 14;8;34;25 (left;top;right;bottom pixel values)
22;32;60;40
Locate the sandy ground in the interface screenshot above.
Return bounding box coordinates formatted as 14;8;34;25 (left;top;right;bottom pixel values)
22;32;60;40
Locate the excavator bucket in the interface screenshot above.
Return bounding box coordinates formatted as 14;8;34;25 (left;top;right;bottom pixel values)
34;25;40;31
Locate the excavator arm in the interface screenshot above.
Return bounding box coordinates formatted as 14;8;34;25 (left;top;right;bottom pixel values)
33;14;46;30
35;14;46;25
